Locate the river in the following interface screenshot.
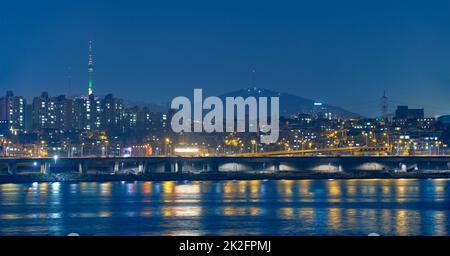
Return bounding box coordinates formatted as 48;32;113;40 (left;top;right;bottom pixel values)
0;179;449;236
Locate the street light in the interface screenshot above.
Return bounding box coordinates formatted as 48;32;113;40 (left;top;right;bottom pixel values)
165;138;171;155
105;140;109;157
81;143;85;157
251;139;257;153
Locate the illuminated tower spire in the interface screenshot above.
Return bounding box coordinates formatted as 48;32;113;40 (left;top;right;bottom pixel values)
88;40;94;96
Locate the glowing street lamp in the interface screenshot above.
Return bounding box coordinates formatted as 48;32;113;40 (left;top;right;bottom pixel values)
251;139;257;153
165;138;172;155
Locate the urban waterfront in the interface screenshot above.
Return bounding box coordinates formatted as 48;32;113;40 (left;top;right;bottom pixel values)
1;179;449;236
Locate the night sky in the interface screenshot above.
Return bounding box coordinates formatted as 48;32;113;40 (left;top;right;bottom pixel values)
1;0;450;117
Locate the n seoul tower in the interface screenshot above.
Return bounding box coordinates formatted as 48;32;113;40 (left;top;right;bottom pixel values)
87;40;94;96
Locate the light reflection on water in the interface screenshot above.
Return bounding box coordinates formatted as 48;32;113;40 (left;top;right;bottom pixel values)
0;179;450;236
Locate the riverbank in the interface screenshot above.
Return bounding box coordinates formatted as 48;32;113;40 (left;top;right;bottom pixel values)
1;171;450;184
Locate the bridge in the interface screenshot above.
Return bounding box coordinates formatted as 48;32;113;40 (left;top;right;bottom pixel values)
1;155;450;175
230;146;392;157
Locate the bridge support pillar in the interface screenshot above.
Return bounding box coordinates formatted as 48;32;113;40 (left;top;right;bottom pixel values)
273;161;280;173
7;162;17;175
144;162;150;174
78;161;88;175
108;161;120;174
175;161;184;173
40;162;51;174
137;162;145;174
113;161;120;174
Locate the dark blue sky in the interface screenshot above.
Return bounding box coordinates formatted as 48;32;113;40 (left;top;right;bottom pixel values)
1;0;450;117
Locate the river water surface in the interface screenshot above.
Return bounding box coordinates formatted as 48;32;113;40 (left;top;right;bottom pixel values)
0;179;449;236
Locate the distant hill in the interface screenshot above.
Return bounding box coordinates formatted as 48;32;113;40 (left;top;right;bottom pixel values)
116;87;362;118
219;88;361;118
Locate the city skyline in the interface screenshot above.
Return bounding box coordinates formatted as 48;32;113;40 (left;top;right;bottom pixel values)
0;36;439;120
3;1;450;240
0;39;440;120
2;0;450;117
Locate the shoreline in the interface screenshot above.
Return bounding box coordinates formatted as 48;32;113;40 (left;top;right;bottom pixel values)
1;171;450;184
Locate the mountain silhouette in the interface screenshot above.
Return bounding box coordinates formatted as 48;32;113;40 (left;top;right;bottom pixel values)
122;87;361;118
218;87;361;118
